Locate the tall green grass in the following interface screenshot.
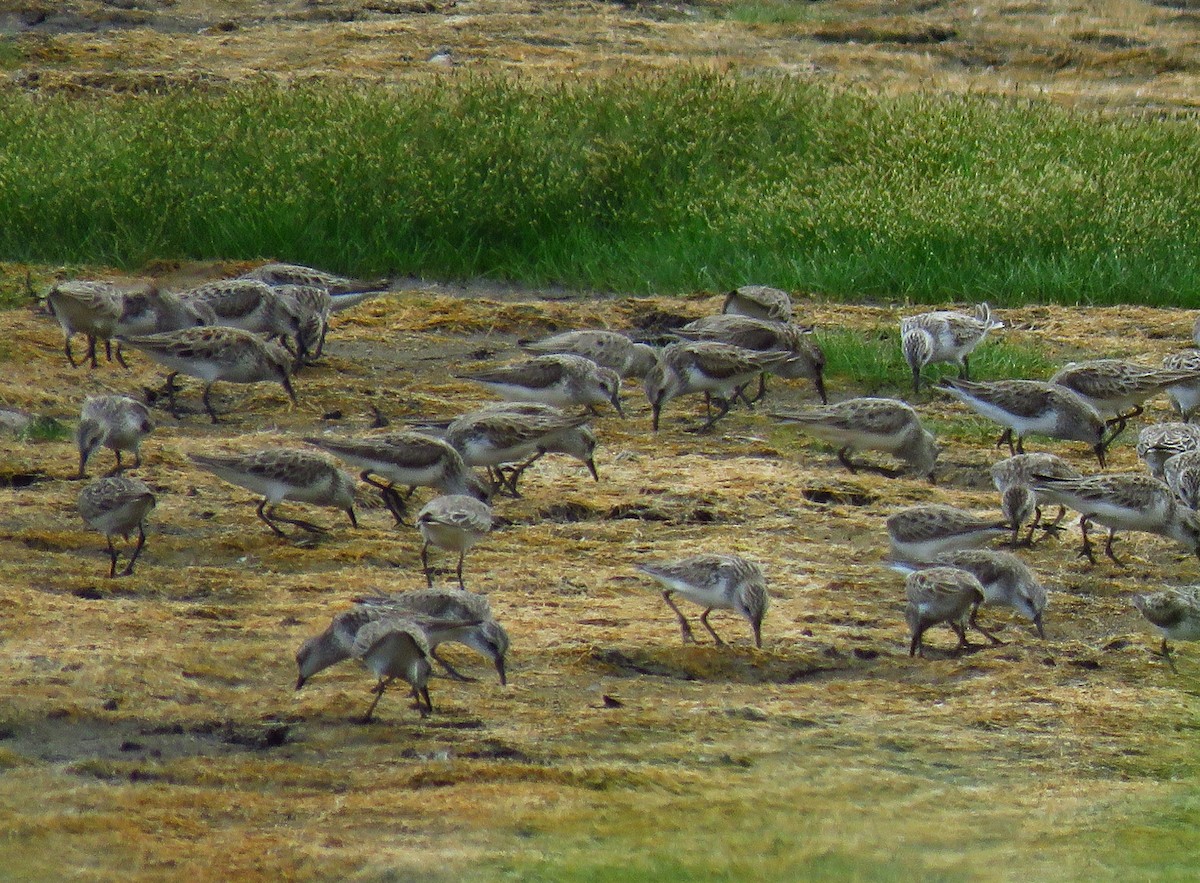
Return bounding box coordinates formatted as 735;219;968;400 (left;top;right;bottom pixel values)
2;73;1200;304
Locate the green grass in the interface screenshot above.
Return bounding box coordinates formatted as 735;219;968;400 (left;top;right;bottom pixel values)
721;1;830;25
2;73;1200;304
18;416;70;443
816;329;1056;395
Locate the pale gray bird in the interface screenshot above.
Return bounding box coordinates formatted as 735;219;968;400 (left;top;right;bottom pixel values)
78;475;156;578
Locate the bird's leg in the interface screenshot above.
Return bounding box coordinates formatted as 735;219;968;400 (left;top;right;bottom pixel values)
836;447;860;474
733;383;755;410
105;536;119;579
692;396;732;433
360;677;393;724
119;524;147;577
996;428;1014;455
909;624;926;658
430;648;477;682
105;450;124;477
362;474;407;525
114;342;129;370
1015;435;1026;455
662;592;696;644
421;541;434;587
960;357;970;380
950;621;969;654
455;551;467;590
1157;638;1179;674
749;373;768;404
256;500;289;538
202;383;221;424
163;372;181;418
63;334;78;369
1076;516;1097;564
418;686;432;717
698;608;727;646
968;604;1004;645
1103;528;1125;567
86;334;99;369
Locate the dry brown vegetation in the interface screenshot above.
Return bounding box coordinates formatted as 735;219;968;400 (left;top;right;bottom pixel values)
3;1;1200;879
1;265;1199;878
2;0;1200;112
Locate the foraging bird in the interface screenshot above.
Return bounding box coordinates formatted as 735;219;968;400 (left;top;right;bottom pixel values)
1132;588;1200;673
76;395;155;479
904;566;985;657
78;475;156;578
415;494;494;589
351;617;435;722
901;303;1002;393
771;397;938;480
722;285;793;323
189;449;358;538
634;553;768;648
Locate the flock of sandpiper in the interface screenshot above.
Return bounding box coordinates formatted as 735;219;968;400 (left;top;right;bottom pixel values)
32;269;1200;721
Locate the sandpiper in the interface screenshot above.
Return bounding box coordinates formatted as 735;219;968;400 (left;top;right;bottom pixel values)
887;504;1009;563
939;377;1110;466
458;353;623;416
416;494;494;589
240;261;390;296
179;279;305;354
189;449;358;538
440;403;598;495
1163;450;1200;510
770;397;938;479
634;553;768;648
305;431;489;524
1132;587;1200;673
354;588;510;684
722;285;793;323
76;395;155;479
78;475;156;577
901;303;1002;393
1051;358;1200;435
644;341;790;432
1028;472;1200;564
1161;351;1200;421
519;330;659;380
296;590;507;688
351;616;435;721
904;566;985;657
674;314;827;403
45;280;126;368
1136;422;1200;480
989;452;1080;544
937;549;1047;640
119;326;296;423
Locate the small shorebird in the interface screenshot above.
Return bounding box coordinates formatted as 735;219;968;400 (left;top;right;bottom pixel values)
886;504;1009;564
770;397;938;480
937;549;1047;640
1136;422;1200;480
119;326;297;423
1133;588;1200;672
904;566;985;657
179;278;306;353
189;449;358;538
296;590;507;689
76;395;155;479
45;280;125;368
722;285;793;323
1161;351;1200;421
1163;450;1200;510
939;377;1110;466
78;475;156;577
439;403;597;495
645;341;790;432
989;452;1080;544
458;353;624;416
634;553;768;648
1028;472;1200;564
305;431;489;524
675;314;827;404
351;617;436;721
415;494;494;589
354;588;510;684
519;330;659;380
901;303;1003;393
1051;359;1200;436
240;261;390;296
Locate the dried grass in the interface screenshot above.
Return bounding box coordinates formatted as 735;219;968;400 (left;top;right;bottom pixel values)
0;269;1198;877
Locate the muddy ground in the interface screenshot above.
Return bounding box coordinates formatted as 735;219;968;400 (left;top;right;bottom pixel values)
0;266;1198;878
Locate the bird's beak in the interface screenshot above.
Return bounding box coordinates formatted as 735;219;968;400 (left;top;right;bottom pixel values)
495;657;507;687
814;373;828;405
586;457;599;482
1033;613;1045;640
282;375;298;407
611;393;625;418
295;675;306;690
